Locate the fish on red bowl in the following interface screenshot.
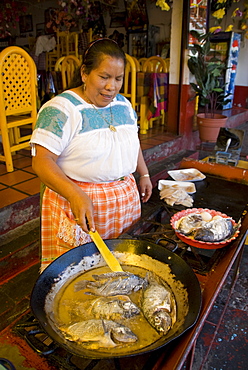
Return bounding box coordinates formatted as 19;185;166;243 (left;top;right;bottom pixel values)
170;208;240;249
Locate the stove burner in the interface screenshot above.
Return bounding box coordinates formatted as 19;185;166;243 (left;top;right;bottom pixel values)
0;359;16;370
125;205;228;275
13;312;167;370
8;172;248;370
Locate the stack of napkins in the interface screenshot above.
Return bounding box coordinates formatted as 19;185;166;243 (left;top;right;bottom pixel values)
158;180;196;207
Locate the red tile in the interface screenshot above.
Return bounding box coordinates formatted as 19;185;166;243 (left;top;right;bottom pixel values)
140;138;163;146
11;153;27;160
0;170;35;186
18;148;32;155
14;177;41;195
0;183;7;190
140;142;154;150
0;164;8;175
23;165;36;174
12;156;32;169
0;188;27;208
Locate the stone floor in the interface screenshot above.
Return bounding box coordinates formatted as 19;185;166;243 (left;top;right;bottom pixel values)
191;245;248;370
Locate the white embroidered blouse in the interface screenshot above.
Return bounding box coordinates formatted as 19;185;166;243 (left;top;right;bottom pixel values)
30;91;140;182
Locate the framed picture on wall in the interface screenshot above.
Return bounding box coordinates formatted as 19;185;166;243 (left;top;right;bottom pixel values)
124;0;148;30
110;11;126;28
19;15;33;33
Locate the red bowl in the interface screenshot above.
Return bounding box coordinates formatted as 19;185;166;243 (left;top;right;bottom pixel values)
170;208;240;249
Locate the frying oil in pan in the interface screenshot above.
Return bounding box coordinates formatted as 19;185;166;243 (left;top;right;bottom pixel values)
48;264;187;355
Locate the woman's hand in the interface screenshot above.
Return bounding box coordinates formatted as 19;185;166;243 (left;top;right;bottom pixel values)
139;176;152;203
136;147;152;203
68;189;95;233
32;144;95;233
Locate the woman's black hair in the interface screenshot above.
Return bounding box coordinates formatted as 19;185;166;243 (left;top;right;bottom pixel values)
70;38;126;88
83;38;126;74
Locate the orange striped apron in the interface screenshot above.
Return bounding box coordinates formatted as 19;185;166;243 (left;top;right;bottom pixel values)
40;174;141;271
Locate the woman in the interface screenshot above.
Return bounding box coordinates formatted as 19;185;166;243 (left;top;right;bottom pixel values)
30;38;152;271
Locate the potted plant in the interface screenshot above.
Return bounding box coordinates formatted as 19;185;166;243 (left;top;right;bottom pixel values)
188;30;231;142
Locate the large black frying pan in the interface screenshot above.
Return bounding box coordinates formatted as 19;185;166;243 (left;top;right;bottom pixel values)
30;239;202;359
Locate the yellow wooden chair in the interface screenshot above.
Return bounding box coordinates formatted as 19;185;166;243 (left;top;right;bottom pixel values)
58;31;79;58
54;56;65;72
88;28;93;43
61;55;81;90
46;49;58;71
164;58;170;73
67;32;79;58
57;31;68;58
138;57;147;71
130;56;144;124
53;56;65;94
121;54;147;134
121;54;137;110
140;56;168;131
137;57;152;133
46;33;60;71
132;56;141;72
78;28;93;63
46;31;79;71
0;46;38;172
142;56;168;73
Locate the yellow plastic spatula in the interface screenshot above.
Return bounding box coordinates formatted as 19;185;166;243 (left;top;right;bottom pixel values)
89;230;123;272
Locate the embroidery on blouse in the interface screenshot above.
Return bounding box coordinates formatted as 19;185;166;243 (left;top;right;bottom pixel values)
116;94;126;102
78;104;136;134
35;107;68;138
60;92;83;106
57;212;91;246
35;93;137;136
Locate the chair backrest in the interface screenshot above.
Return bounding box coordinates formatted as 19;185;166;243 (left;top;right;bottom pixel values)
138;57;147;71
121;54;137;110
67;32;79;58
78;28;93;63
164;58;170;72
57;31;68;57
142;56;168;73
132;56;141;72
57;31;79;59
61;55;81;90
46;40;59;71
0;46;38;171
54;56;65;72
0;46;37;117
88;28;93;43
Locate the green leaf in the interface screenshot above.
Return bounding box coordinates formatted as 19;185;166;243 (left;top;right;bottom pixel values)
213;88;224;92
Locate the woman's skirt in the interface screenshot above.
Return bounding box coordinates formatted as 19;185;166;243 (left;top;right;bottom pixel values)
40;174;141;271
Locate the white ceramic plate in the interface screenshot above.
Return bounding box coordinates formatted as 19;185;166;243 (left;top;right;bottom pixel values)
158;179;196;194
167;168;206;182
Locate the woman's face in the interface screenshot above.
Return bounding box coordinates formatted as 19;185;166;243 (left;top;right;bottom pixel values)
81;56;125;107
